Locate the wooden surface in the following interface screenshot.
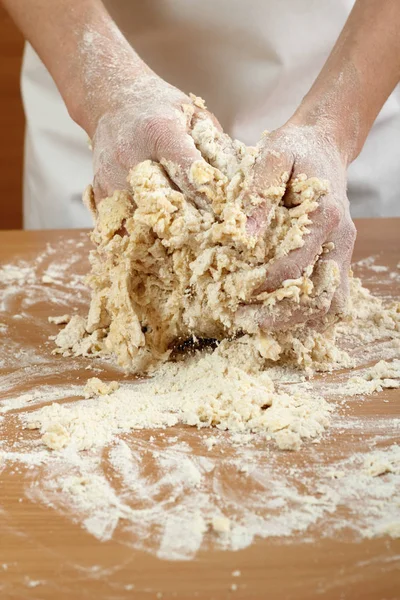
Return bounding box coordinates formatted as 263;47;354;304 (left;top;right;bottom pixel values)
0;220;399;600
0;7;24;230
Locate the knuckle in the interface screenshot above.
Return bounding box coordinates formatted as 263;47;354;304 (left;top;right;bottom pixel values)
347;221;357;243
323;200;341;228
114;145;128;164
257;152;292;184
141;115;176;153
93;178;106;203
330;291;347;315
340;221;357;253
92;146;106;172
276;259;303;283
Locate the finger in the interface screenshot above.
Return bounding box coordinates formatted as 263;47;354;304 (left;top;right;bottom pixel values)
243;146;293;237
92;174;108;203
82;185;97;221
156;118;223;212
93;171;129;203
186;93;225;133
258;299;332;332
235;257;340;333
330;266;350;315
257;198;341;293
192;104;224;133
190;112;241;178
259;259;338;331
92;149;130;204
234;291;334;334
326;220;356;315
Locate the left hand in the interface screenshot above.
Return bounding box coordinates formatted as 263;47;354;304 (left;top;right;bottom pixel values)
243;119;357;330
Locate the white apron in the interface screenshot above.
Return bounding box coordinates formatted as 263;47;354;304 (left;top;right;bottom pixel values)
21;0;400;229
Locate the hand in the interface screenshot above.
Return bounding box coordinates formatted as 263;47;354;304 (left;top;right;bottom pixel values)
244;120;357;329
91;73;224;208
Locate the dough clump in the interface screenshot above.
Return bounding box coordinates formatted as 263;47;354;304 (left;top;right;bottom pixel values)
54;109;341;373
84;377;119;399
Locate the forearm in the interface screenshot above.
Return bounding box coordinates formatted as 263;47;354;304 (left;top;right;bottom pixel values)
1;0;150;136
292;0;400;164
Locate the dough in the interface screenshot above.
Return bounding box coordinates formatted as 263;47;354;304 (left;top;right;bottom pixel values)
55;105;341;373
84;377;119;398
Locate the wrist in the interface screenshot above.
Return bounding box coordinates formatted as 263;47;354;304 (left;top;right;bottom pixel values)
289;94;364;167
65;23;152;138
70;62;150;139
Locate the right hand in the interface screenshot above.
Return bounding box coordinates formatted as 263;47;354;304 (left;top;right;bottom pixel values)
91;73;222;207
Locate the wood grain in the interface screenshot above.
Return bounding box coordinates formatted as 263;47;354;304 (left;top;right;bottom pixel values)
0;7;24;230
0;220;399;600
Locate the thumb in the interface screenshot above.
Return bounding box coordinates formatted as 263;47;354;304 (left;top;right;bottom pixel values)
157;118;225;212
243;143;293;237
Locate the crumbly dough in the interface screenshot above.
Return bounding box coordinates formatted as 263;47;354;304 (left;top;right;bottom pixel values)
54;113;340;373
84;377;119;398
48;314;71;325
212;515;231;533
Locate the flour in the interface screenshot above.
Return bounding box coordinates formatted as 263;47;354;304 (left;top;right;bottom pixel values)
35;271;400;455
1;201;399;561
0;384;84;415
342;360;400;395
355;253;400;285
369;265;389;273
23;350;332;452
4;434;398;559
0;263;36;285
4;260;397;558
0;238;88;314
27;231;398;557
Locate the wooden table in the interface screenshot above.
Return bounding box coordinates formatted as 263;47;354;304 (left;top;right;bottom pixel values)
0;220;399;600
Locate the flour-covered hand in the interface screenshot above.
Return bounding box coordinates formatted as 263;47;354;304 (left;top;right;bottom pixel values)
247;121;356;328
91;74;223;208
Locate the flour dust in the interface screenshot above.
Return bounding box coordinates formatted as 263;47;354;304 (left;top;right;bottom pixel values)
0;237;399;561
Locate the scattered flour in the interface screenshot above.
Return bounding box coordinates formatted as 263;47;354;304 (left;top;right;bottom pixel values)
341;360;400;396
3;435;398;559
34;275;400;456
23;352;332;452
0;196;399;562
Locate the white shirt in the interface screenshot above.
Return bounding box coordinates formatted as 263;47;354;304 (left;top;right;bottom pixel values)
21;0;400;228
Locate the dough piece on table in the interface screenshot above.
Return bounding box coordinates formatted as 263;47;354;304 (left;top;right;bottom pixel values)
84;377;119;399
48;314;71;325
